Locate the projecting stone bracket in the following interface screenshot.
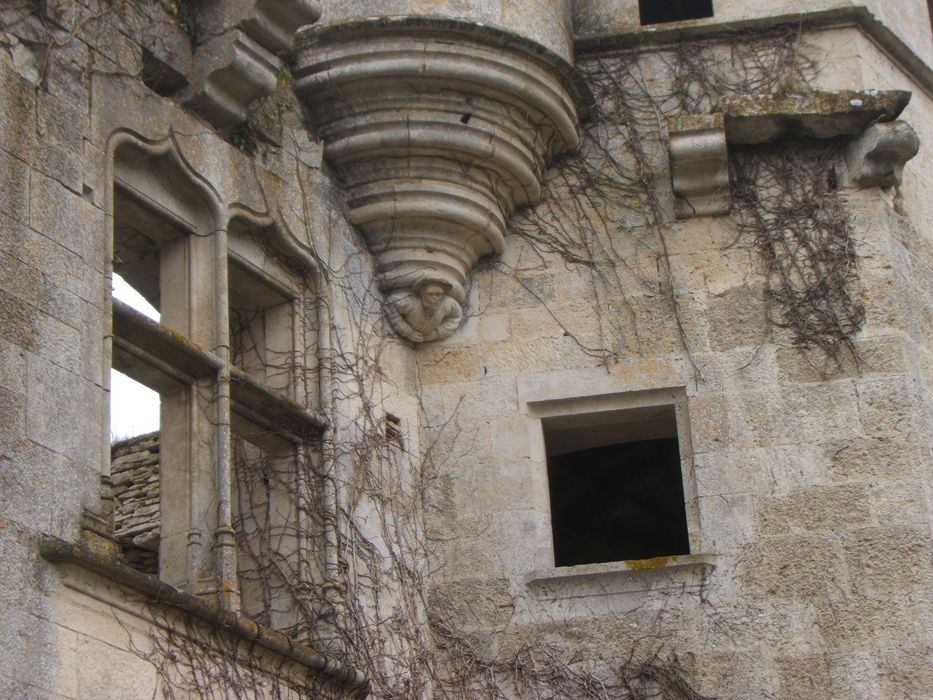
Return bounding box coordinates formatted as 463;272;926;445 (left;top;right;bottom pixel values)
182;31;279;129
182;1;321;129
669;114;730;219
198;0;322;55
843;120;920;188
669;90;918;219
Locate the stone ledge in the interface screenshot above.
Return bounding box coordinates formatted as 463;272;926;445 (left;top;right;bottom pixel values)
526;553;718;586
668;90;918;218
721;90;910;145
39;536;370;698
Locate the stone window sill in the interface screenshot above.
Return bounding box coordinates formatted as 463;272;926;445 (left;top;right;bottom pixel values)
525;553;717;586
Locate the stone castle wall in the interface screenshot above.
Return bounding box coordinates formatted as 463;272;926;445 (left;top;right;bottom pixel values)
0;0;930;697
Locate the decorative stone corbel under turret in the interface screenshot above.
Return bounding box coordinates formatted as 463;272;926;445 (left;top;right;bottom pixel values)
292;17;591;344
182;1;321;129
669;114;730;219
844;121;920;188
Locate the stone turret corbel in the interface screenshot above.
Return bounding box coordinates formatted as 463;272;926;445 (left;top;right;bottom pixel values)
843;121;920;188
292;17;591;344
182;0;321;129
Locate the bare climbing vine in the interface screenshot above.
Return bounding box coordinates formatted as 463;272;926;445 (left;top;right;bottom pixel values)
730;142;863;372
509;25;858;375
57;8;864;697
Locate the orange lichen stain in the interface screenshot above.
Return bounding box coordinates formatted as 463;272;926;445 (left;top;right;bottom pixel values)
237;617;259;638
624;555;675;570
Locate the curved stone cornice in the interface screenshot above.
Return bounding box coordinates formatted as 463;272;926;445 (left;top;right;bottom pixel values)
293;17;590;342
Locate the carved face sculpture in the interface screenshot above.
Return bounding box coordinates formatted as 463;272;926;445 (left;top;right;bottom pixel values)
419;283;445;314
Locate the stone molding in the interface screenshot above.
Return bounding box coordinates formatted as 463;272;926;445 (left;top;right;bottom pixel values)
574;7;933;100
293;17;590;344
669;114;730;219
183;1;322;129
183;30;279;129
198;0;323;55
844;120;920;188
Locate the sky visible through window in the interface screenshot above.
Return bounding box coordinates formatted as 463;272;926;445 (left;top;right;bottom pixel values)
111;274;161;440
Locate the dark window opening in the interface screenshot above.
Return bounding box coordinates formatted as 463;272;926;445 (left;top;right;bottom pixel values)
385;412;404;448
639;0;713;26
544;406;690;567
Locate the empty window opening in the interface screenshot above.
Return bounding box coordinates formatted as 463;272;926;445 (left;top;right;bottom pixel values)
110;370;160;441
232;433;300;631
228;255;295;392
385;412;403;448
108;142;323;619
110;273;160;442
109;142;217;581
639;0;713;25
544;405;690;567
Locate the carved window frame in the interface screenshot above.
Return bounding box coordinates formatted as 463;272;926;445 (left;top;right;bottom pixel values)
520;383;714;584
106;134;324;613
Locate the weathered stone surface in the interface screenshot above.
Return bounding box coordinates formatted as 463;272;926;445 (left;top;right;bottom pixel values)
28;171;105;268
844;120;920;187
741;534;851;600
182;30;279;129
669;114;730;218
757;485;871;535
843;526;933;596
706;283;768;350
721;90;911;144
0;148;30;225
